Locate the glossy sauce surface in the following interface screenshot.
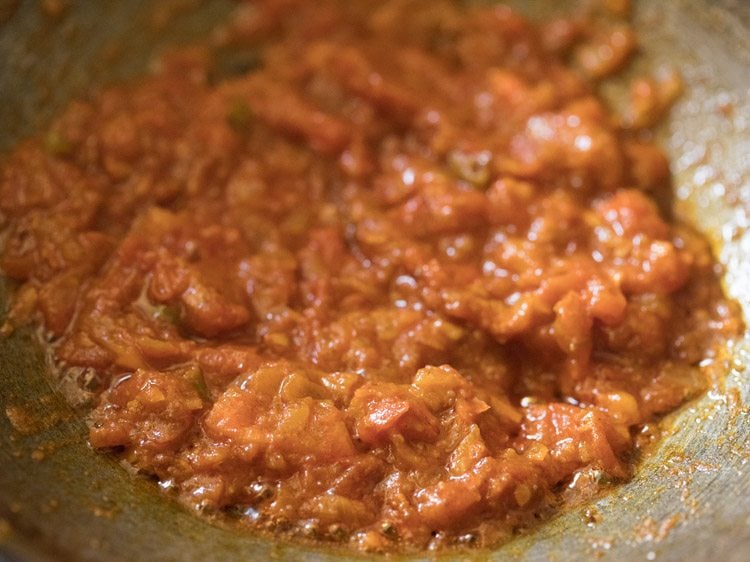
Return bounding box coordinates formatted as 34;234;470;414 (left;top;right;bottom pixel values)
0;0;742;553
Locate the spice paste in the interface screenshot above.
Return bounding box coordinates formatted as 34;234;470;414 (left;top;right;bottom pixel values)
0;0;742;553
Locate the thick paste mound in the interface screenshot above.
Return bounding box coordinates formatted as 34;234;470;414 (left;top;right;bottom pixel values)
1;0;742;553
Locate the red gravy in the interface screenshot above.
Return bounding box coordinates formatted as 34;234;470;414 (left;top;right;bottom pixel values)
1;0;742;553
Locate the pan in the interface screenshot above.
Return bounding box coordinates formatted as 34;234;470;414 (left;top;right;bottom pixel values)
0;1;748;560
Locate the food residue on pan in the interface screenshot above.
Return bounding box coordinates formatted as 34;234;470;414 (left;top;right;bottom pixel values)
634;513;682;545
0;0;744;554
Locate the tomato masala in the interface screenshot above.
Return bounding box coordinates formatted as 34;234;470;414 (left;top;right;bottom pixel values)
0;0;742;553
